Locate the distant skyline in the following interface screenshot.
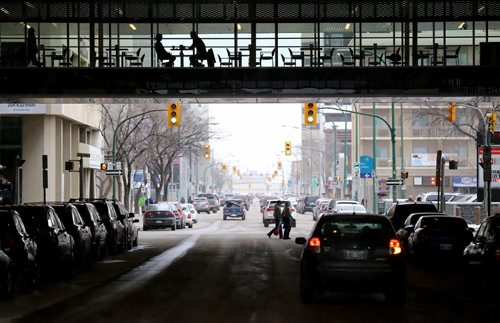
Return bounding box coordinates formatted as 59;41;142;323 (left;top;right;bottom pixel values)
209;104;302;174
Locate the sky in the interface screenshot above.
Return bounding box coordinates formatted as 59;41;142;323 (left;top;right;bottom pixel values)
209;104;302;174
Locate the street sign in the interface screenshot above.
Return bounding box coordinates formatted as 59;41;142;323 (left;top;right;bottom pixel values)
360;156;374;178
386;179;404;186
106;169;123;176
353;161;360;171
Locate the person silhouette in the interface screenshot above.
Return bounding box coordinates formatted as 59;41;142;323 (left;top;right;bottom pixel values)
189;31;208;67
26;27;42;67
155;34;176;67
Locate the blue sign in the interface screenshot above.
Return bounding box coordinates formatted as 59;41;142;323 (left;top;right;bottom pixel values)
360;155;374;178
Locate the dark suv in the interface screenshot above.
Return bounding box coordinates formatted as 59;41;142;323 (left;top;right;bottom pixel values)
197;194;220;213
87;200;126;255
298;195;319;214
111;201;139;249
464;214;500;292
0;210;38;291
386;202;438;231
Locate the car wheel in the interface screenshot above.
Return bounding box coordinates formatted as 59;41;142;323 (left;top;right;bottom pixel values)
223;216;227;220
143;225;148;231
171;222;176;231
264;222;269;227
242;216;246;220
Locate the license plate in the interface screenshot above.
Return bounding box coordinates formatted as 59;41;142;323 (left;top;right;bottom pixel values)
440;243;453;250
344;250;367;260
156;220;162;224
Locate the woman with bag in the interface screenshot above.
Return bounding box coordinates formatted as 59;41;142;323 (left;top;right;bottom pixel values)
281;203;294;240
267;201;282;239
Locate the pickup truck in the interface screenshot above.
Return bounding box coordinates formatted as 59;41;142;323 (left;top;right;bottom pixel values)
223;199;246;220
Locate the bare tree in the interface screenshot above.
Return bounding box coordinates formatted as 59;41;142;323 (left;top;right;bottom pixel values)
146;106;215;202
98;104;155;209
415;97;500;140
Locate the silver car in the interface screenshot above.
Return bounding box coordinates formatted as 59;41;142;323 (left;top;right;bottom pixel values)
192;197;211;214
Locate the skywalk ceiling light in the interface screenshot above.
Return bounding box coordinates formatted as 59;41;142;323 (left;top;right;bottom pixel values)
237;23;242;31
0;7;10;15
458;22;468;30
52;22;58;28
129;24;137;31
26;2;35;9
345;23;351;31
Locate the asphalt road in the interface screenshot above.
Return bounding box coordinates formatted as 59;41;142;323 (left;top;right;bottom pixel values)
2;203;499;323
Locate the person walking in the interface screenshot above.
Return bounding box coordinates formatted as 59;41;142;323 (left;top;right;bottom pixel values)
281;203;294;240
267;201;282;239
26;27;42;67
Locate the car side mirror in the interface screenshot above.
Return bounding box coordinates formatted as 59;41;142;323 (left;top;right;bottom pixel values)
404;225;414;233
295;237;307;245
128;212;135;218
133;219;139;223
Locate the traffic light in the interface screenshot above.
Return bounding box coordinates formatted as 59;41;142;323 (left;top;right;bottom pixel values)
232;166;237;174
401;171;408;179
487;112;497;133
167;103;180;127
431;176;436;186
221;164;227;172
284;141;292;156
100;162;108;170
277;161;282;170
447;102;456;123
304;102;317;126
202;144;210;160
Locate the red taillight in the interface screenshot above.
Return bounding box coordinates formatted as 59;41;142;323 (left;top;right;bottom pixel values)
495;246;500;261
6;235;16;251
266;208;274;212
308;237;321;254
39;228;51;239
144;211;151;217
390;239;402;255
167;211;174;217
188;214;191;219
290;208;295;212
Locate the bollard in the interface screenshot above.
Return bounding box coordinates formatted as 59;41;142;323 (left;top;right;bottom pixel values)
455;207;461;217
475;206;481;225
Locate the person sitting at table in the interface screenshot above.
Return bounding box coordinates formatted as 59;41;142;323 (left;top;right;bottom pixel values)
155;34;176;67
189;31;215;67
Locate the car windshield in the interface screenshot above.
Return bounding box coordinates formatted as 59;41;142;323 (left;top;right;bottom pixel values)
194;198;207;202
225;200;243;207
148;203;171;211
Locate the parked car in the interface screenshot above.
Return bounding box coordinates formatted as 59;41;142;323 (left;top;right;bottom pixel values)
50;204;93;270
2;205;75;279
295;213;406;304
185;204;198;223
0;209;38;291
112;201;140;249
386;202;439;232
197;193;220;213
87;200;126;255
407;215;473;262
297;195;319;214
143;202;178;231
169;202;186;229
312;199;331;221
223;199;246;220
192;197;211;214
181;204;194;228
464;214;500;293
71;202;108;260
262;200;296;227
0;246;13;297
395;212;446;250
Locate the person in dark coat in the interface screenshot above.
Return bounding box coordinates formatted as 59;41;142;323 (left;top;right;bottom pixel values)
26;27;42;67
189;31;208;67
281;203;294;240
155;33;176;67
267;201;282;239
